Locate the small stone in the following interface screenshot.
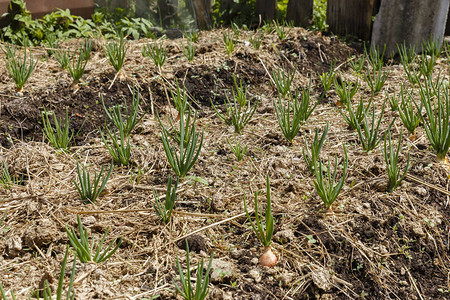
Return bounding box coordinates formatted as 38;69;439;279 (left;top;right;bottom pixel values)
250;257;259;265
223;292;233;300
400;267;406;276
210;259;238;284
311;267;332;291
230;249;242;259
278;272;296;287
411;223;425;238
6;236;22;257
273;229;295;244
248;268;262;283
81;216;96;226
414;186;427;196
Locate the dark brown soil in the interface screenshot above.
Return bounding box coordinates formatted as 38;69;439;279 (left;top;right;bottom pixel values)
0;27;449;300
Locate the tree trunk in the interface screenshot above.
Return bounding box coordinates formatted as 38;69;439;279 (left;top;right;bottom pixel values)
255;0;277;21
191;0;211;29
371;0;450;56
286;0;313;28
157;0;179;28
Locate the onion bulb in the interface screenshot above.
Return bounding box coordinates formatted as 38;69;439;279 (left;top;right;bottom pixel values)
259;246;278;267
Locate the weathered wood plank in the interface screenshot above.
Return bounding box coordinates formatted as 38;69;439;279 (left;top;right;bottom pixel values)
286;0;313;28
255;0;277;21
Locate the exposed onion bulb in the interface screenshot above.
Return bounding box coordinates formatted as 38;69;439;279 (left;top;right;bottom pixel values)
259;246;278;267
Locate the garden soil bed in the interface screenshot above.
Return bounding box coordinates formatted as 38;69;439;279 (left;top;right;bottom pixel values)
0;27;449;299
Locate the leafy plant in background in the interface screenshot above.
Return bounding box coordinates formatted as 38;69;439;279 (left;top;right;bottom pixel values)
312;0;328;32
417;75;450;162
41;107;73;152
0;161;22;189
383;131;410;192
142;41;167;69
354;102;394;152
182;40;196;62
211;76;258;134
66;215;122;263
103;33;128;76
100;127;132;166
74;161;113;203
162;109;203;177
243;175;278;267
397;85;422;134
272;67;295;98
223;31;237;56
1;41;37;92
102;87;145;138
339;96;372;130
364;69;389;95
319;62;335;92
174;241;213;300
153;175;178;224
313;145;348;209
334;75;358;106
302;123;329;172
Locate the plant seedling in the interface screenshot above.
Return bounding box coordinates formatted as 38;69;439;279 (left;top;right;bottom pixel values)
348;54;366;74
227;136;248;161
313;145;348;209
364;68;389;95
243;175;278;267
100;127;132;166
103;33;128;78
153;175;178;224
142;41;167;69
339;96;372;130
303;123;329;172
365;44;385;71
334;75;358;106
272;67;295;98
0;161;22;189
397;85;422;134
383;131;410;192
223;31;237;56
174;241;213;300
183;40;196;62
42;107;73;152
66;215;122;263
2;41;37;92
74;161;113;203
319;62;335;92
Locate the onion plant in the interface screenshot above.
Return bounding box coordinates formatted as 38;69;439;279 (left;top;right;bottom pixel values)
302;123;328;172
223;31;237;56
67;46;90;88
272;67;295;98
243;175;277;267
274;19;289;40
419;51;437;78
174;241;213;300
334;75;358;106
100;127;132;166
153;175;178;224
211;76;258;134
65;215;122;263
249;33;263;50
319;62;335;92
41;107;73;152
103;34;128;76
386;90;399;111
354;102;394;152
227;136;247;161
365;44;385;71
142;41;167;68
364;69;389;95
339;96;372;130
422;34;442;57
184;30;200;43
170;82;189;115
74;161;113;203
313;145;348;209
183;41;196;62
348;54;366;74
383;131;410;192
2;42;37;92
0;161;21;189
54;49;70;70
417;75;450;162
162;109;203;177
397;42;417;65
397;85;422;134
102;87;144;138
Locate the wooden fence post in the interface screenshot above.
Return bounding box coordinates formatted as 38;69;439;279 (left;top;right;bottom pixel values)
286;0;313;28
255;0;277;21
327;0;375;40
371;0;450;56
191;0;211;29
